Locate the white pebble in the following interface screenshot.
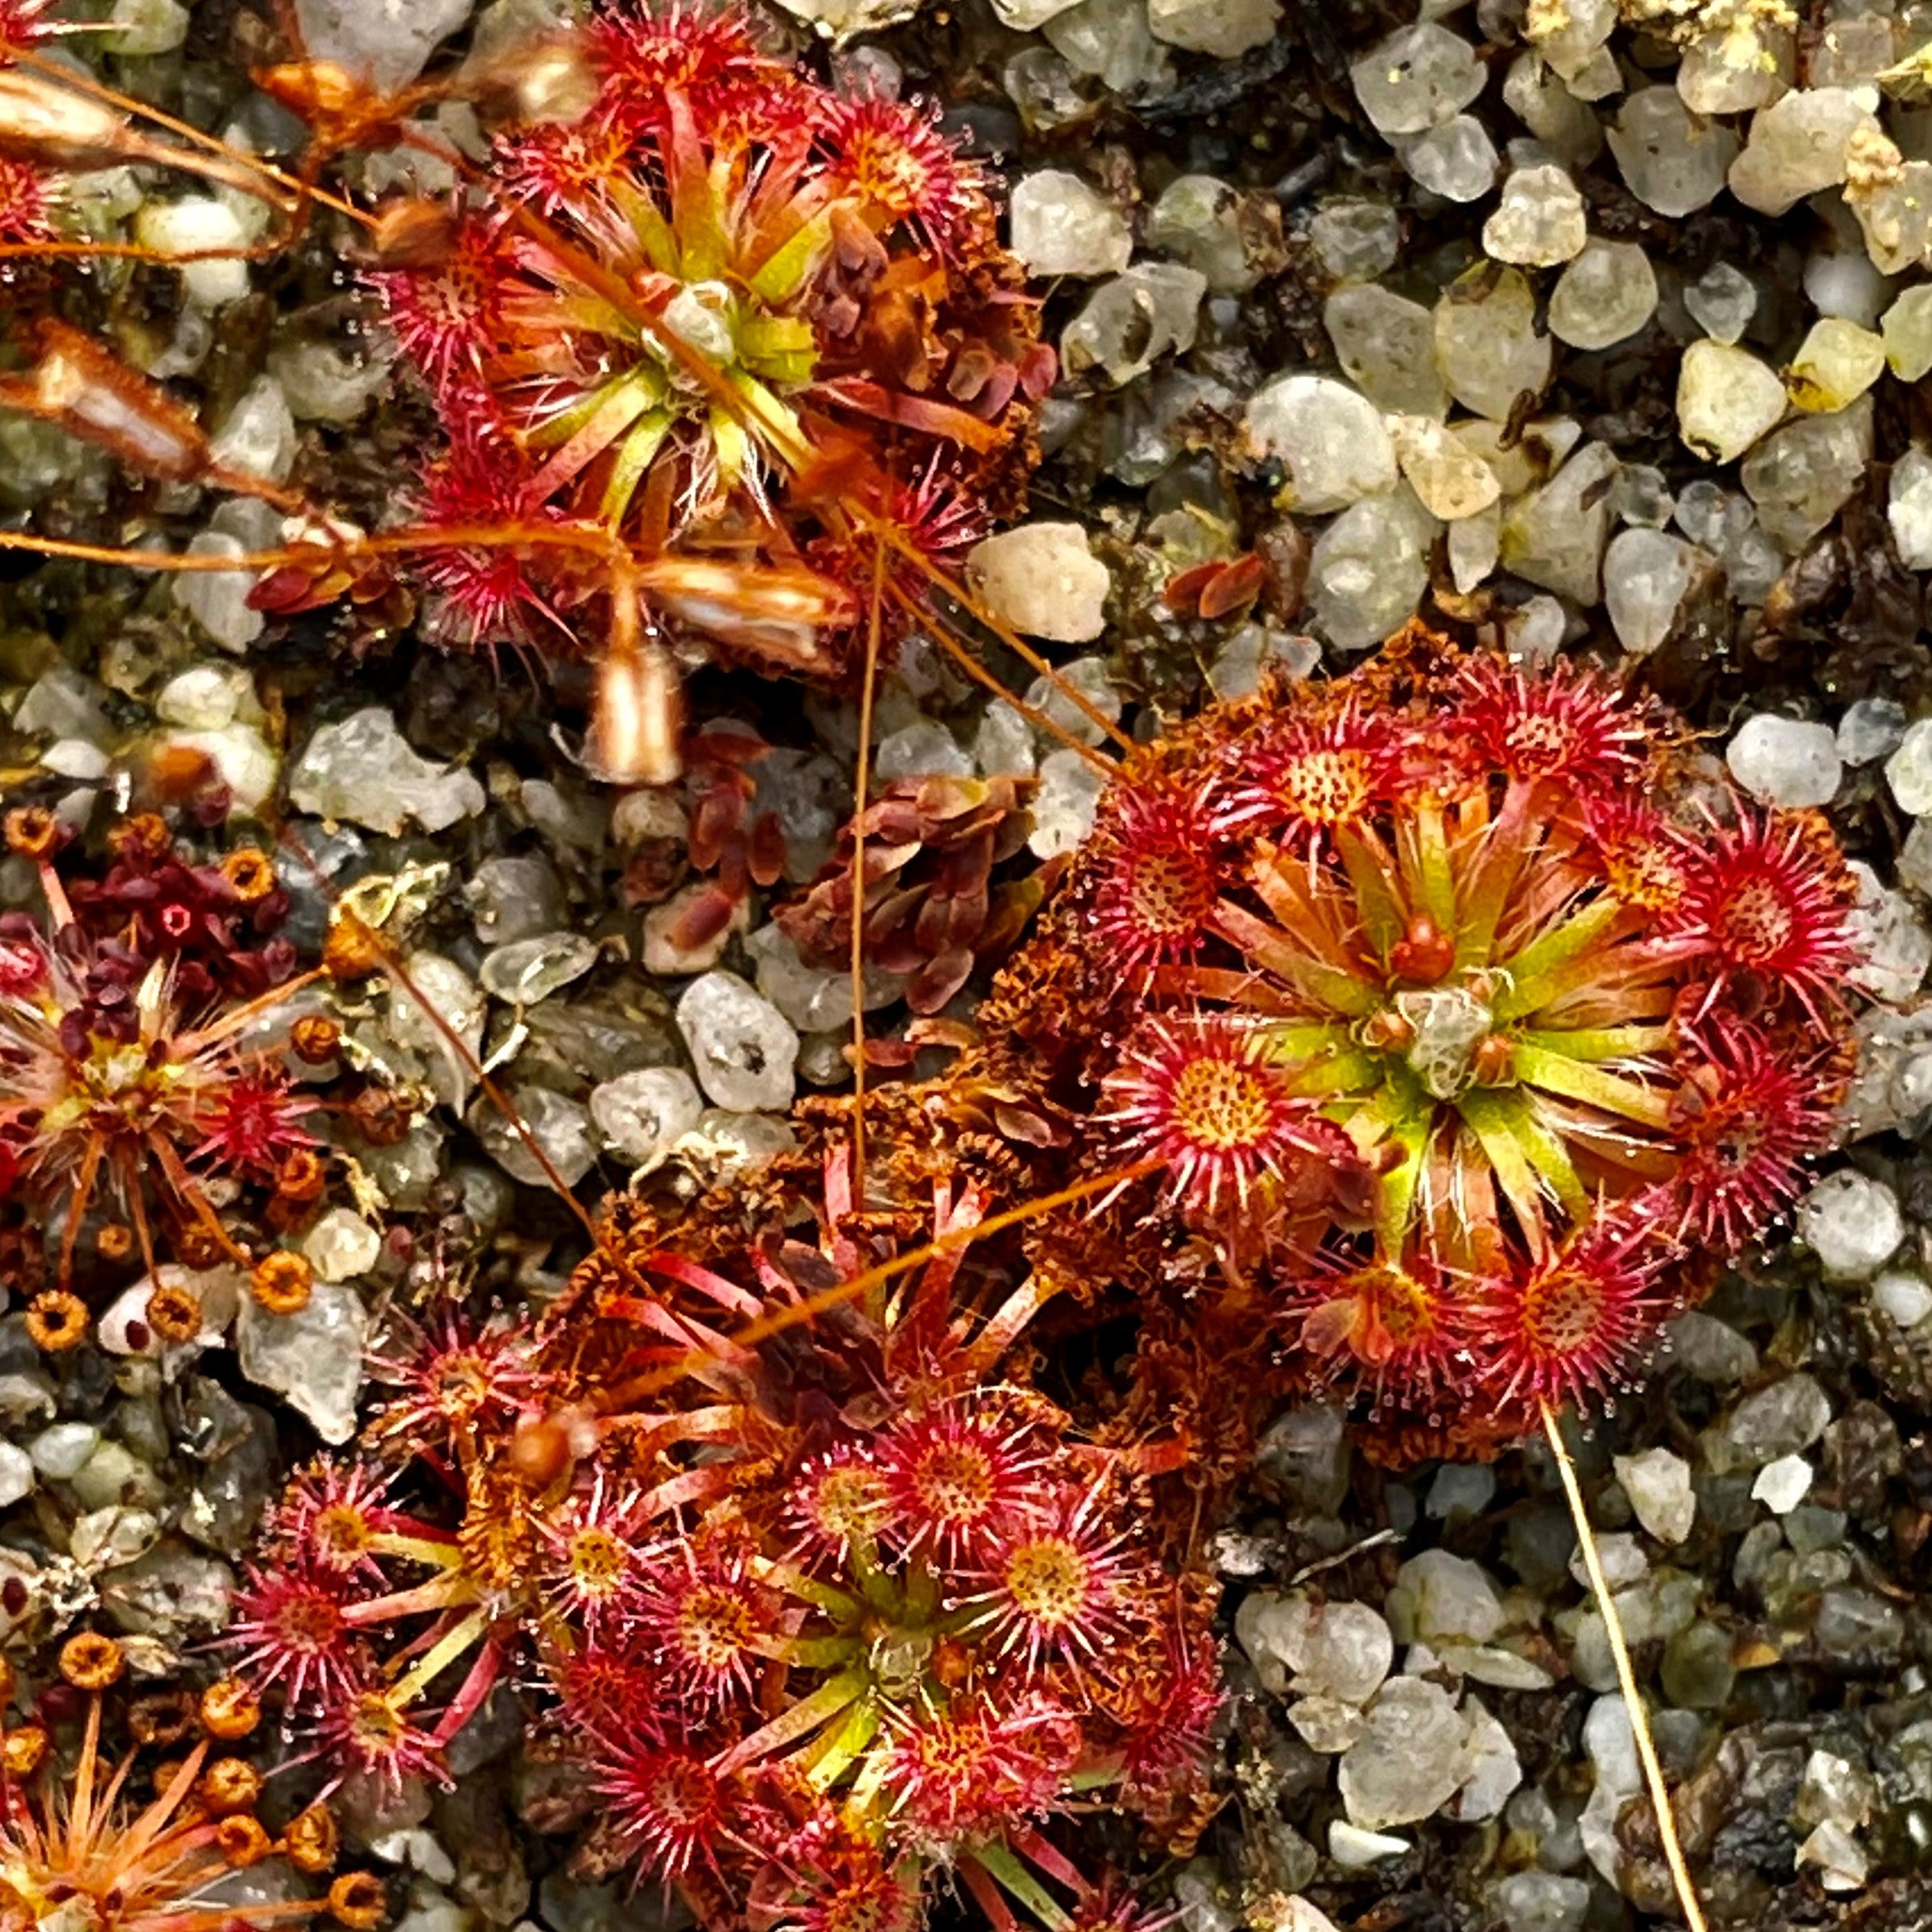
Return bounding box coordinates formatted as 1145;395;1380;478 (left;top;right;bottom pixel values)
1752;1453;1814;1515
1725;714;1841;808
590;1066;705;1166
1677;341;1786;464
1147;0;1279;56
676;971;799;1114
1481;165;1587;265
1888;448;1932;570
31;1423;101;1481
135;197;248;306
1612;1448;1696;1545
1244;375;1398;514
303;1207;382;1284
1871;1268;1932;1330
1888;722;1932;816
1795;1171;1903;1281
967;524;1110;643
1328;1822;1411;1866
1009;172;1131;278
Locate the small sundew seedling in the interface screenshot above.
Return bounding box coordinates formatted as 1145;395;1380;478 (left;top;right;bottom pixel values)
0;814;378;1320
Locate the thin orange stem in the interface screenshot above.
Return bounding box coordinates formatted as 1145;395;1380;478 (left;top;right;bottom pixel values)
0;522;628;575
147;1135;250;1265
857;506;1135;756
180;965;325;1050
69;1690;103;1853
896;583;1115;776
6;43;370;227
625;1157;1163;1397
849;537;886;1193
373;945;612;1252
56;1135;104;1291
1541;1400;1708;1932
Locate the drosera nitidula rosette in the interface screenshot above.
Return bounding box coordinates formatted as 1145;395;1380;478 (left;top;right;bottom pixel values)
985;636;1861;1451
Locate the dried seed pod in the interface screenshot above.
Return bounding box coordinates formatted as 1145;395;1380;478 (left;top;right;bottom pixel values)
2;803;59;859
219;848;278;902
290;1015;342;1065
348;1086;411;1148
26;1290;88;1353
2;1726;49;1777
215;1814;274;1868
94;1222;135;1265
324;912;385;981
196;1756;263;1815
251;1251;313;1316
273;1147;328;1205
58;1632;125;1691
127;1689;196;1748
0;69;132;167
283;1802;340;1874
110;814;173;865
199;1677;261;1741
460;27;597;127
172;1222;230;1270
507;1413;574;1489
147;744;220;804
328;1872;388;1929
368;196;462;269
145;1284;205;1346
0;322;212;481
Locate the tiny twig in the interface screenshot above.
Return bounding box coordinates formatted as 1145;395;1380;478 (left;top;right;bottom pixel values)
1286;1527;1400;1587
1541;1400;1708;1932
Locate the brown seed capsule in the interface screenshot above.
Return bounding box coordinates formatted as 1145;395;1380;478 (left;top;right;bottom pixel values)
0;1654;15;1714
215;1814;273;1868
1389;912;1456;985
283;1801;340;1874
109;813;172;864
348;1085;411;1148
200;1677;261;1741
2;804;58;860
273;1146;328;1204
0;320;210;481
58;1632;125;1691
251;1251;313;1316
197;1756;263;1815
128;1688;196;1748
1471;1033;1515;1086
328;1872;388;1930
2;1726;48;1778
220;847;278;902
145;1283;204;1346
26;1290;88;1353
290;1015;341;1065
324;913;384;981
172;1222;230;1270
508;1413;573;1489
1360;1007;1416;1053
94;1222;135;1265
